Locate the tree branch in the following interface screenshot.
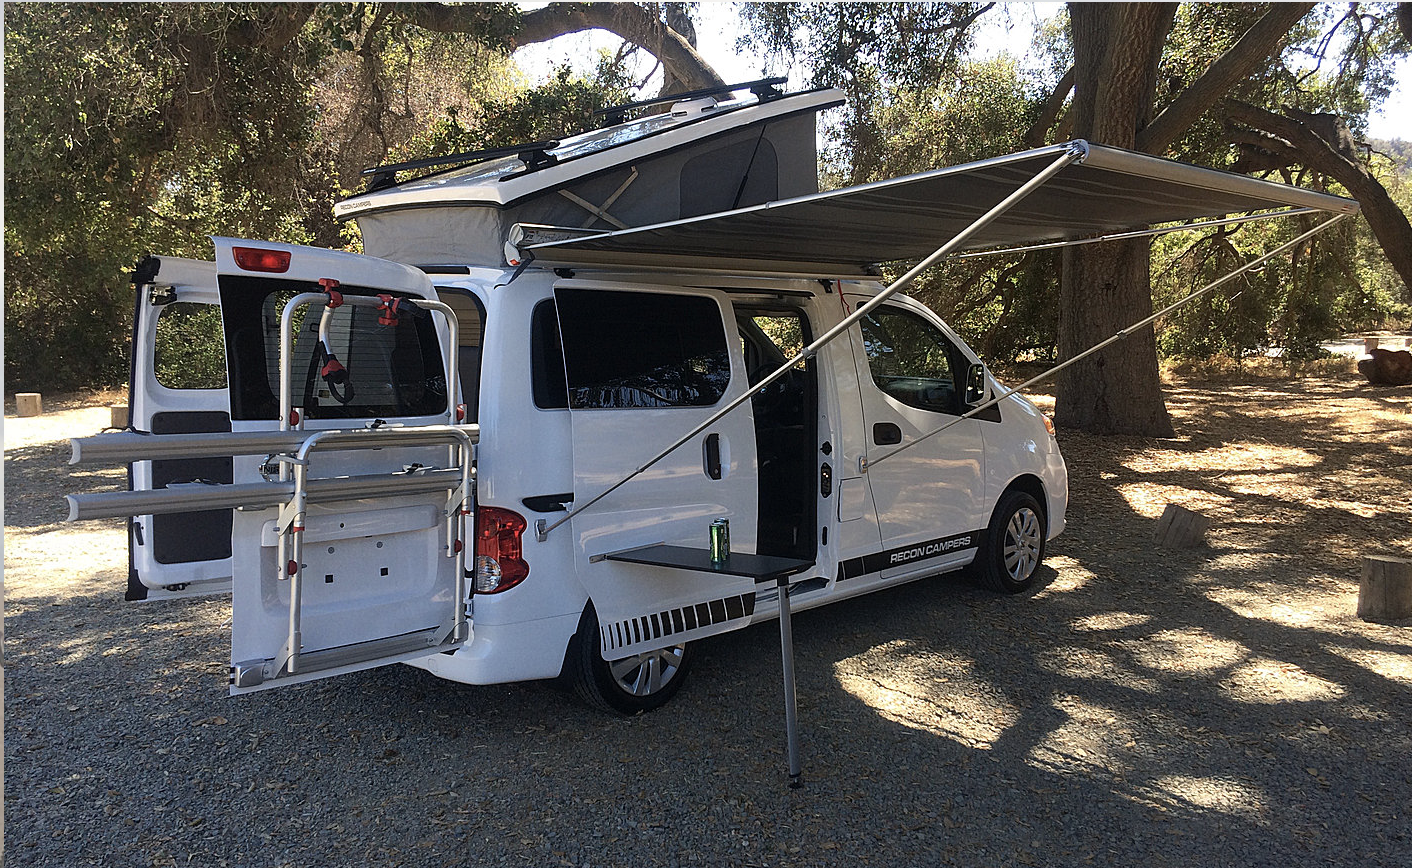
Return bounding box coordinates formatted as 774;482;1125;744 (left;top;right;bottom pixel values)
1226;98;1412;296
1137;3;1314;154
1023;66;1075;147
403;2;723;90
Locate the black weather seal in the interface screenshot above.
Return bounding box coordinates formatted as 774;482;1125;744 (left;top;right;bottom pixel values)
361;139;561;191
130;255;161;289
594;76;789;125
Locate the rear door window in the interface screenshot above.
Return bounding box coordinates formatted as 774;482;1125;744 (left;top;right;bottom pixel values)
154;301;228;390
220;276;447;421
554;289;732;409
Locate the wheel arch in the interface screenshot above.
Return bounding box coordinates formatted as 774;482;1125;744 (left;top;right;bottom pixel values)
997;473;1048;524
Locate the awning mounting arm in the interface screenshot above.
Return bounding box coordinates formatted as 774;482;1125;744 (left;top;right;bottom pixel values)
867;211;1353;469
534;142;1090;541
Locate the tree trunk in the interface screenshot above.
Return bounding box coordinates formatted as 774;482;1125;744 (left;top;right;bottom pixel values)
1056;238;1174;435
1056;3;1177;437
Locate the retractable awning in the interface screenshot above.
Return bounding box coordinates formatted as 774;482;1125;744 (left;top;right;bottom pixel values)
519;141;1358;273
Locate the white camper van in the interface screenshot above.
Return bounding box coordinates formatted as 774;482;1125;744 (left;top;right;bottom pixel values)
68;79;1357;715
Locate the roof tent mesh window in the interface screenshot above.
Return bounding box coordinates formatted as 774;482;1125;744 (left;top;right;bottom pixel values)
680;138;778;218
219;276;447;421
555;289;731;409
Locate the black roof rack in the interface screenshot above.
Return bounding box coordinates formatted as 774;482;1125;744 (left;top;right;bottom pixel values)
361;139;560;192
593;77;788;126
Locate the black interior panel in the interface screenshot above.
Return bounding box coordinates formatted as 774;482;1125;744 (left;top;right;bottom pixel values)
149;411;232;564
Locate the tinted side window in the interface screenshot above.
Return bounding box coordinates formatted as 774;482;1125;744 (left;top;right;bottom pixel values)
555;289;731;409
858;306;961;415
531;300;568;410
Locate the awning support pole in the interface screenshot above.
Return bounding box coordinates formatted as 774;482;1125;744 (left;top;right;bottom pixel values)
948;208;1324;262
535;142;1090;541
868;211;1353;468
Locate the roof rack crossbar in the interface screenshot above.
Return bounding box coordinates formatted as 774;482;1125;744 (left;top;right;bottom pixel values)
594;77;789;125
360;139;561;190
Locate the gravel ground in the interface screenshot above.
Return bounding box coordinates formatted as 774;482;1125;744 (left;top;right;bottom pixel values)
5;376;1411;867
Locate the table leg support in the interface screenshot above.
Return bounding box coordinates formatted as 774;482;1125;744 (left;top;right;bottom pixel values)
777;574;802;788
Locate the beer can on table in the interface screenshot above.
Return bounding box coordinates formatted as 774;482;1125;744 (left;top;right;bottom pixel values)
710;518;730;565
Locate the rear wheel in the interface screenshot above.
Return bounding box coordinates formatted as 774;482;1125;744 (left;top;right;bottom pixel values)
570;604;692;714
977;490;1047;594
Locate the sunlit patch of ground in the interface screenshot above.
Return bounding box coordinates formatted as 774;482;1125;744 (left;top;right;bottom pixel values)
1116;627;1248;674
833;640;1018;749
1325;645;1412;686
1223;658;1347;703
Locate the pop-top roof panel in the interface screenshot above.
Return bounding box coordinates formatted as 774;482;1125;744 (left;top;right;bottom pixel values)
520;142;1359;273
334;87;845;215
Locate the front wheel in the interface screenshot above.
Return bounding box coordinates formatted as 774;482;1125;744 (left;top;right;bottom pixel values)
977;490;1047;594
570;604;692;714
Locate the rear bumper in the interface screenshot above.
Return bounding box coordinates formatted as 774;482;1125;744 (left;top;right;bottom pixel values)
404;610;580;685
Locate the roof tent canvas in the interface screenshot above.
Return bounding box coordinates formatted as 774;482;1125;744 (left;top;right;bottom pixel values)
350;110;822;267
520;141;1358;273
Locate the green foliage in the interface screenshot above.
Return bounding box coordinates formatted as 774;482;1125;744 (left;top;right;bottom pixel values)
410;61;635;159
2;3;626;391
4;3;325;390
738;2;994;184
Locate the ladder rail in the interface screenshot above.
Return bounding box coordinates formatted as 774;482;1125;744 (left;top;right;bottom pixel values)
275;426;476;677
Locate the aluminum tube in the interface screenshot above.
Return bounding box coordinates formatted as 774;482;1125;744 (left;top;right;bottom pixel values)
539;144;1087;539
947;208;1323;262
66;468;463;522
279;293;328;432
777;576;802;788
70;425;480;465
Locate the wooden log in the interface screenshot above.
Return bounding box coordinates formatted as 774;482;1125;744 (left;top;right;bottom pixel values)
15;392;42;417
1358;555;1412;624
1153;503;1210;548
1357;348;1412;386
109;405;130;429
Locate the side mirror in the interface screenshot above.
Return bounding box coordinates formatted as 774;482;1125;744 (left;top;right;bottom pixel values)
963;363;986;406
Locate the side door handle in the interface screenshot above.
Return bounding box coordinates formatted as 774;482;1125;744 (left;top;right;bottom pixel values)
873;422;902;446
704;432;722;480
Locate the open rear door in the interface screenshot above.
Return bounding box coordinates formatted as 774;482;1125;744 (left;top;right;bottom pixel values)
128;256;236;600
201;238;470;694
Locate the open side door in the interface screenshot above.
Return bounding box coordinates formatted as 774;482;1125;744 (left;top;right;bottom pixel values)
202;238;470;694
128;256;236;600
552;284;763;659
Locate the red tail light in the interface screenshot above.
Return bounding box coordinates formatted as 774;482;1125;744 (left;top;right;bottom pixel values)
232;247;292;273
474;507;528;594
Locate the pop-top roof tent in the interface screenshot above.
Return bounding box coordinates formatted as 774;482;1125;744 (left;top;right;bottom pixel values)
336;78;1357;276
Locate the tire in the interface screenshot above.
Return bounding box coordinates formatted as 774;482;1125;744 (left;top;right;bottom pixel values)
977;490;1047;594
569;603;692;715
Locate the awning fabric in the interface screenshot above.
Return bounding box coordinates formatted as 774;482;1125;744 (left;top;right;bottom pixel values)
523;141;1359;273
